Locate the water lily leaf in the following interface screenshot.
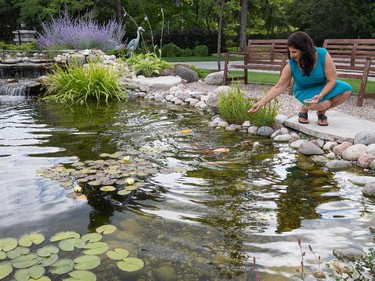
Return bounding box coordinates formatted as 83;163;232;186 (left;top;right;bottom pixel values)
74;255;101;270
62;270;96;281
50;259;74;275
37;245;59;257
100;186;116;192
50;231;80;242
7;247;30;259
125;185;140;191
96;225;116;235
0;262;13;279
117;257;144;272
58;238;86;252
33;277;51;281
81;233;102;243
15;265;45;281
106;248;129;260
11;253;38;269
0;251;6;260
40;253;58;267
19;233;45;247
117;190;131;196
0;238;18;252
83;242;109;255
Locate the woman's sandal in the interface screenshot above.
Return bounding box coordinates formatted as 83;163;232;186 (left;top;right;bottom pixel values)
298;112;309;124
317;113;328;126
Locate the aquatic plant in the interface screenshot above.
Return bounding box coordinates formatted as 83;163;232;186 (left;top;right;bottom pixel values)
248;97;278;127
42;62;128;104
126;52;173;77
218;83;253;124
36;12;125;51
0;225;144;280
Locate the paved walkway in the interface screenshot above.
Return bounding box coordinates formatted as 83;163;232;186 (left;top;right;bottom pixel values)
285;111;375;143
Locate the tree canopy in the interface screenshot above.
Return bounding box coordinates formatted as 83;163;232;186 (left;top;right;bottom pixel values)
1;0;374;47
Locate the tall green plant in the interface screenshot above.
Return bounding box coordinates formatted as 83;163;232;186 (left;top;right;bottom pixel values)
218;83;252;124
126;52;172;77
42;62;128;104
249;98;278;127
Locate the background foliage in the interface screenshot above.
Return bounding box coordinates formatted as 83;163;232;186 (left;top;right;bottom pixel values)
1;0;374;49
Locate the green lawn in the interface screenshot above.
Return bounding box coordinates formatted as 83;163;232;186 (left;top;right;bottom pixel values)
225;70;375;95
162;56;243;62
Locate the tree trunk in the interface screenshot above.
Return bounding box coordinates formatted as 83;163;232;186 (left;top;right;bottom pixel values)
217;0;225;70
115;0;122;24
239;0;248;52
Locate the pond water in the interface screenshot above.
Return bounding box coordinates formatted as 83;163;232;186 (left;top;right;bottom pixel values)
1;95;374;280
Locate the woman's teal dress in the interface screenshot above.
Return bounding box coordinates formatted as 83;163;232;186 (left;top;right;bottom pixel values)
289;47;352;103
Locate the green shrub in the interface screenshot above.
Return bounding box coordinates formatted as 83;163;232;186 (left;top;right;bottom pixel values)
161;43;182;57
42;62;128;104
180;48;193;57
0;42;37;50
106;48;127;60
218;84;253;124
193;45;209;57
126;52;173;77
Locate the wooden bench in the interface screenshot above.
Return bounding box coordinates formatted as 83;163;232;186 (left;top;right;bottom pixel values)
223;39;288;85
323;39;375;106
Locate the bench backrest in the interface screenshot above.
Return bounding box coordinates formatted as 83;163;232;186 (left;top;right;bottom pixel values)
323;39;375;75
246;39;288;63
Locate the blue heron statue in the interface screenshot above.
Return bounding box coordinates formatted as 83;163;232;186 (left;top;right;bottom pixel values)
126;26;145;57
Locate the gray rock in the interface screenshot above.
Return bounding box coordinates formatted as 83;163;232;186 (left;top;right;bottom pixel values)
311;155;329;165
348;176;375;186
342;144;367;161
248;126;258;135
204;71;224;85
325;160;352;170
257;126;274;136
275;114;288;124
323;141;338;151
363;182;375;197
371;160;375;170
205;91;220;108
354;130;375;145
290;139;305;149
242;120;251;127
333;248;365;261
175;65;199;82
274;134;292;142
326;152;336;159
367;144;375;154
299;142;324;155
225;124;237;131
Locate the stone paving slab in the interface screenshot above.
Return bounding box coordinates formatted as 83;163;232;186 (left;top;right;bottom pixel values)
284;110;375;143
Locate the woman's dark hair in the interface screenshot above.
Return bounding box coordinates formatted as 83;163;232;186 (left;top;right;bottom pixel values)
287;31;316;76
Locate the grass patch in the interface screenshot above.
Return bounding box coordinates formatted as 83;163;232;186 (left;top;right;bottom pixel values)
162;56;243;62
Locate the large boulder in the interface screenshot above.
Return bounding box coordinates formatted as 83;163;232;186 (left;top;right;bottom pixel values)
332;141;352;157
204;71;224;85
206;86;231;108
342;144;367;161
299;142;324;155
175;65;199;83
354;130;375;145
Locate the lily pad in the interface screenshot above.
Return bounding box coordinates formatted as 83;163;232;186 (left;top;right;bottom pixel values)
59;238;86;252
7;247;30;259
0;238;18;252
11;253;38;269
74;255;101;270
50;231;80;242
50;259;74;275
96;225;116;235
117;257;144;272
81;233;102;243
14;265;45;281
117;190;131;196
0;262;13;279
40;253;59;267
0;251;5;260
100;186;116;192
83;242;109;255
37;245;59;257
19;233;45;247
62;270;96;281
106;248;129;260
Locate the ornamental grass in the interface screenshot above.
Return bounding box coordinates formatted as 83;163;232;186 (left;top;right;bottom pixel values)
42;62;128;104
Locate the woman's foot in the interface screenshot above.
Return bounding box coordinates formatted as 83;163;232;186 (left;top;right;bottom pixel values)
298;112;309;124
317;112;328;126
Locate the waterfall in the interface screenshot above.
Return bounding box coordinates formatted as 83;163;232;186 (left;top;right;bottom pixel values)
0;80;41;96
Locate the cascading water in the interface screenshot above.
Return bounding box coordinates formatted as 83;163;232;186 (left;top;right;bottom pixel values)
0;79;41;96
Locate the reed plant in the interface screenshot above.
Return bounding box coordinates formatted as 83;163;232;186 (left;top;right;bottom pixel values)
42;62;128;104
218;84;278;126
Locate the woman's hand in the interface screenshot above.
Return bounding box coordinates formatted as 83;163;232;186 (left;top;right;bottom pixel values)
248;102;262;113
